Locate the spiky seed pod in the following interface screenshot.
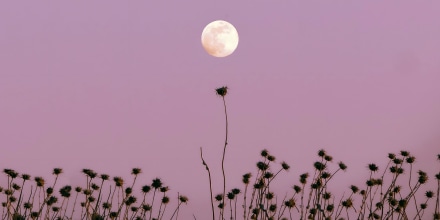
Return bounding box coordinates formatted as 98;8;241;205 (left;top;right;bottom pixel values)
256;162;269;171
393;158;403;165
360;190;366;195
125;196;137;206
418;171;428;184
24;202;33;209
269;204;277;212
21;174;31;180
323;192;332;200
53;168;63;175
34;177;45;187
91;183;100;191
300;173;309;184
52;206;60;212
215;194;223;201
436;172;440;180
30;212;39;218
342;199;353;208
314;161;326;171
179;195;188;203
1;202;6;207
227;192;235;200
5;189;13;195
12;183;21;190
75;186;82;192
366;179;375;187
393;186;401;193
350;185;359;194
0;187;3;193
131;206;138;212
109;212;118;218
142;204;151;211
374;178;383;185
215;86;228;97
324;155;333;162
267;155;276;162
400;150;409;157
261;149;269;158
102;202;111;209
46;196;58;206
406;156;415;164
100;174;109;180
281;162;290;170
218;202;224;209
4;169;19;178
284;199;295;208
59;185;72;198
309;208;317;214
88;196;95;203
113;177;124;187
420;203;427;209
159;186;169;193
9;196;17;203
388;198;398;207
265;192;274;200
318;149;326;157
321;172;331;179
46;187;54;195
242;173;252;184
293;185;301;193
232;188;240;195
141;185;151;193
426;191;434;198
151;178;162;189
368;164;379;172
398;199;407;208
376;202;383;209
264;172;274;179
338;162;347;170
252;208;259;215
82;169;97;179
326;204;334;212
388;153;396;160
125;187;132;195
131;168;142;175
80;202;86;207
83;189;92;195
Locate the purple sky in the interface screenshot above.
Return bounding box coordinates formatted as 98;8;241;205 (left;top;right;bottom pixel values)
1;1;440;219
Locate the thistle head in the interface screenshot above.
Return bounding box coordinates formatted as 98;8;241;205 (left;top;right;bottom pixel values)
215;86;228;97
179;195;188;203
131;168;142;175
281;161;290;170
53;168;63;175
338;162;347;171
100;174;109;181
142;185;151;193
113;177;124;187
151;178;163;189
21;174;31;180
34;177;45;187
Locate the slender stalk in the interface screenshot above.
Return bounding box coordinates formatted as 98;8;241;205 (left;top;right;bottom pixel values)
220;95;229;220
200;147;215;220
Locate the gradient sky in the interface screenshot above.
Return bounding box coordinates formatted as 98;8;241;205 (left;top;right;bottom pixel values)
1;1;440;219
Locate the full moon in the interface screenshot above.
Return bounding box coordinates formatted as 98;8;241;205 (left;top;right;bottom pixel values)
201;20;239;57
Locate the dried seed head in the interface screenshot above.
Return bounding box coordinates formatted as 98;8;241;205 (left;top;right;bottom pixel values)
131;168;142;175
400;150;410;157
179;195;188;203
215;86;228;97
281;162;290;170
53;168;63;175
338;162;347;171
